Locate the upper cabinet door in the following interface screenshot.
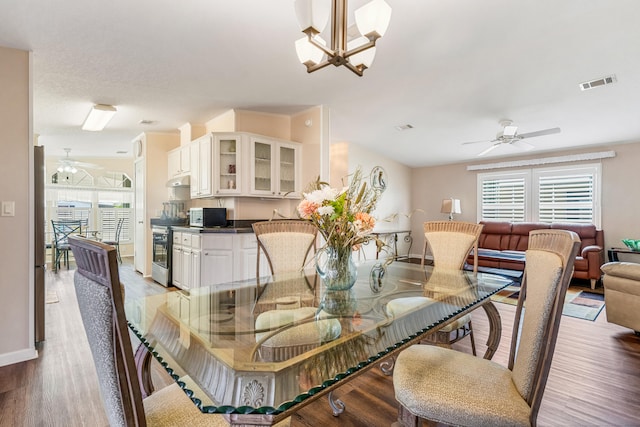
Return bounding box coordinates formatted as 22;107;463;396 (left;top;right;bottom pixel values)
249;137;276;196
189;134;212;198
277;141;301;199
213;134;242;196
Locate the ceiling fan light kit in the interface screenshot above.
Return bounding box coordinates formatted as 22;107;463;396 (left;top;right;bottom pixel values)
463;119;561;157
82;104;117;131
294;0;391;76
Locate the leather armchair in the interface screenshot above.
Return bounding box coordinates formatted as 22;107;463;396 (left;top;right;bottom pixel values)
601;262;640;334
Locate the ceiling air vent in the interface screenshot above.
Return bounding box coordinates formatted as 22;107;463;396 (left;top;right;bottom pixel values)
579;74;617;91
395;124;414;131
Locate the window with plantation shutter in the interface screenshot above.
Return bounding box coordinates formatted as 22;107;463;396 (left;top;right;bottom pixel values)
478;172;529;222
477;164;601;227
533;165;599;225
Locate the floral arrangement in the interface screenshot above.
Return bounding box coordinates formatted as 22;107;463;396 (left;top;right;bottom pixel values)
297;166;386;252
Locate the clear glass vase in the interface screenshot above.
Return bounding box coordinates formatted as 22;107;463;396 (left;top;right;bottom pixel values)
316;246;357;291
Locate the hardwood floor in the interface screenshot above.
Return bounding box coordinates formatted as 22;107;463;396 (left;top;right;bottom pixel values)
1;259;639;426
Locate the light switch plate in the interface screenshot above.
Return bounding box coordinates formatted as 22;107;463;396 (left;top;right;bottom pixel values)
1;201;15;217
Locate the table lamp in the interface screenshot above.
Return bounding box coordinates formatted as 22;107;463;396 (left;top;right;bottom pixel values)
441;198;461;221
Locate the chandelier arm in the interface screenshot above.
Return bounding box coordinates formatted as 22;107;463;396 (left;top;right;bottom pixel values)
343;61;365;77
306;32;337;57
343;39;377;59
305;60;334;74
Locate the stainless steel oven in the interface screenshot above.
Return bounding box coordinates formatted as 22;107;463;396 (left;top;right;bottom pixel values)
151;225;172;287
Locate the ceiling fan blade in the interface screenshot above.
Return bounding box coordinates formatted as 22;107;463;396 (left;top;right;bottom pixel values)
518;127;561;139
462;138;497;146
511;140;535;151
478;143;500;156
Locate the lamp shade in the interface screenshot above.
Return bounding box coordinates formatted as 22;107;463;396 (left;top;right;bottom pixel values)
441;198;461;214
294;0;330;33
82;104;117;131
355;0;392;39
347;36;376;68
295;35;325;65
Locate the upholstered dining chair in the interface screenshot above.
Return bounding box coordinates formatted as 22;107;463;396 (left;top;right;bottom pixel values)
392;229;581;427
252;220;318;277
68;236;228;427
419;221;484;355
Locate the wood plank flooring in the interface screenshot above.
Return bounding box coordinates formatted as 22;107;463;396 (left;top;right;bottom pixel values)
1;259;639;427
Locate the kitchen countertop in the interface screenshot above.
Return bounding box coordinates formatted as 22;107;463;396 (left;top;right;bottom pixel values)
171;225;254;234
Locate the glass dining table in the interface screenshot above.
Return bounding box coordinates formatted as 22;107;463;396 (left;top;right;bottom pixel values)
126;260;512;426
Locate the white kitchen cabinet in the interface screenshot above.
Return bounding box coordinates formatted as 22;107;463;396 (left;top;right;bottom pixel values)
190;134;213;198
213;134;243;196
200;234;234;286
167;145;190;177
173;231;268;289
249;136;301;198
234;233;270;281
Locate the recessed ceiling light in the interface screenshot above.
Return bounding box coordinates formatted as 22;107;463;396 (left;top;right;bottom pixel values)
139;119;156;125
395;124;414;131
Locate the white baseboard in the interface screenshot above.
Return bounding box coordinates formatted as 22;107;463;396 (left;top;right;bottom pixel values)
0;347;38;367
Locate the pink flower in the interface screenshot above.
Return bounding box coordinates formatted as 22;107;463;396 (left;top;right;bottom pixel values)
297;199;319;219
354;212;375;231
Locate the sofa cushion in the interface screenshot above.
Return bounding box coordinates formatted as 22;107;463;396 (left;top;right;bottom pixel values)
478;221;512;250
550;223;598;248
509;222;550;251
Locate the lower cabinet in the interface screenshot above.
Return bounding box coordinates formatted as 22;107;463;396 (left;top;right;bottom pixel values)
172;231;268;290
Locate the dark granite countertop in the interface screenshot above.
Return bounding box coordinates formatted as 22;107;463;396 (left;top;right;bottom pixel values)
171;225;254;234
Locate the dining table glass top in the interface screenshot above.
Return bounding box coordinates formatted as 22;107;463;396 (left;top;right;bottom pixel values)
125;260;512;417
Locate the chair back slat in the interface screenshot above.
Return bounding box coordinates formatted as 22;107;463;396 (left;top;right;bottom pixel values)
69;236;146;427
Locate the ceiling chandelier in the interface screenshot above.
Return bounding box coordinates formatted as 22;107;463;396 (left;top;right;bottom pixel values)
294;0;392;76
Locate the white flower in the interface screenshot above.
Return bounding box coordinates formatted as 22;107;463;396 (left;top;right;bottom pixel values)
304;187;339;205
317;205;335;216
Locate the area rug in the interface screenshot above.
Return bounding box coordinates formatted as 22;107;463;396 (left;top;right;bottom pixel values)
491;284;605;321
46;291;59;304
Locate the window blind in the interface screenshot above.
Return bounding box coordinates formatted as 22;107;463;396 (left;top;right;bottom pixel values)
480;176;526;221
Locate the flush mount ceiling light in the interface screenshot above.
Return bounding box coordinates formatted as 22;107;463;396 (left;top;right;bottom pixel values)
294;0;392;76
82;104;117;131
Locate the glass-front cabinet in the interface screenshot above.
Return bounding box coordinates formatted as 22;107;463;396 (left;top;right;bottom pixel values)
249;136;300;198
213;134;242;196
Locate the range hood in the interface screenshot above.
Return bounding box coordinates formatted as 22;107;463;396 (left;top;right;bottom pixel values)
166;175;190;187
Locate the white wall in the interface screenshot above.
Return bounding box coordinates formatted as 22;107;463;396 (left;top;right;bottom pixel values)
0;46;37;366
330;142;413;261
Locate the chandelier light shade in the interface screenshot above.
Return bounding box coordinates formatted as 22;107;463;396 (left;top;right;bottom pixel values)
441;198;462;221
82;104;117;131
294;0;392;76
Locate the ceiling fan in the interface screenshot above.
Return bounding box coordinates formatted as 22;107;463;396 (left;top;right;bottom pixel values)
56;148;102;173
462;120;561;156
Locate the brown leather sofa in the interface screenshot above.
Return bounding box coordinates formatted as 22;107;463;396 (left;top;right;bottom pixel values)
467;221;605;288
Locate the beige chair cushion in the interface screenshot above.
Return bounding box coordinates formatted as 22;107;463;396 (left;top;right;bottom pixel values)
393;345;531;427
145;382;292;426
259;232;316;273
144;382;228;426
255;307;341;347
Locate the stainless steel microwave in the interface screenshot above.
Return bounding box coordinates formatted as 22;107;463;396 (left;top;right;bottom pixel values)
189;207;227;227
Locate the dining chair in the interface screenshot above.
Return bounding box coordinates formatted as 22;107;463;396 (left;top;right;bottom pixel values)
51;219;83;271
419;221;484;355
102;217;125;263
68;236;228;427
252;220;318;277
392;229;581;427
